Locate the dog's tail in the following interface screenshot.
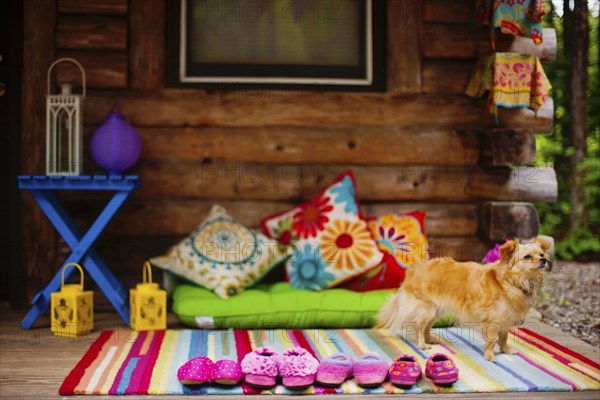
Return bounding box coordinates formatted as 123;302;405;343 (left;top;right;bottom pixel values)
376;289;420;332
375;291;402;329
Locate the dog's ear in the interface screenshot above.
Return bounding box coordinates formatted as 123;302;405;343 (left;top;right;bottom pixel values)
532;237;551;253
499;240;519;264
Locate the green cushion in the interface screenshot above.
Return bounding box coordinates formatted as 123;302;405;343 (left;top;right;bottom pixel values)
172;281;455;329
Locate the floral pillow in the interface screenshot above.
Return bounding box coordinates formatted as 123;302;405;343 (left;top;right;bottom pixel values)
261;171;384;290
342;211;430;292
150;204;287;298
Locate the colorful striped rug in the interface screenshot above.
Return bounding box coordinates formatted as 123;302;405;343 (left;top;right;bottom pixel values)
59;328;600;395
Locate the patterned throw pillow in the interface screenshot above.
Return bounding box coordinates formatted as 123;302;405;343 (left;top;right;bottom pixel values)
342;211;430;292
150;205;287;298
261;171;384;290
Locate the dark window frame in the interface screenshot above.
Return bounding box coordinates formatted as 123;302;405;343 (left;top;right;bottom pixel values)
166;0;386;92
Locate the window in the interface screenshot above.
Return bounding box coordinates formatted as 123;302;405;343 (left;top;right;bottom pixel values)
166;0;386;91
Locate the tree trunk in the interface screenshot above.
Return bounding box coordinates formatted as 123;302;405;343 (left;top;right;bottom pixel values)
559;0;573;172
567;0;589;236
563;0;572;58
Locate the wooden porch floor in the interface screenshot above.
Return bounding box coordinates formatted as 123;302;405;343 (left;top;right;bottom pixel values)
1;309;598;400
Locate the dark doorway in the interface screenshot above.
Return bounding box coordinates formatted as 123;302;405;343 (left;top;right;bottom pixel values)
1;1;24;308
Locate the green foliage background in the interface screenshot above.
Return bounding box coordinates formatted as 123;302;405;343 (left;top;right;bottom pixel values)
535;2;600;259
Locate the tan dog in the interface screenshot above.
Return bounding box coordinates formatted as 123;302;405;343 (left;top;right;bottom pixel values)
377;239;551;362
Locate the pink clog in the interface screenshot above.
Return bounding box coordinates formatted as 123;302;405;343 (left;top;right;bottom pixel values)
315;353;354;387
279;347;320;389
177;356;214;385
353;353;388;387
210;359;243;385
241;347;280;389
389;354;422;387
425;353;459;385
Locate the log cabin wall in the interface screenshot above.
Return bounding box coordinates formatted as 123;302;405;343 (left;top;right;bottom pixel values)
20;0;558;305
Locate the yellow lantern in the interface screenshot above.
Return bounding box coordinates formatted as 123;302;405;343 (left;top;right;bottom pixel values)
50;262;94;337
130;262;166;331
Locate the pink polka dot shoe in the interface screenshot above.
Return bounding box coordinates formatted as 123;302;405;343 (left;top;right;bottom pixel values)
210;359;243;385
177;356;214;385
425;353;459;385
389;354;422;387
241;347;280;389
278;346;320;389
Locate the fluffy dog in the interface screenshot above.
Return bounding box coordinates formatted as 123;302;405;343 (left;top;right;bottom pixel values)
377;239;551;362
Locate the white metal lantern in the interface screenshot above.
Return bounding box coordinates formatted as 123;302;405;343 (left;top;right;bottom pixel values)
46;58;86;176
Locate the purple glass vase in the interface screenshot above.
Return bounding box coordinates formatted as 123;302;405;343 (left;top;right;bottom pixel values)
91;107;141;176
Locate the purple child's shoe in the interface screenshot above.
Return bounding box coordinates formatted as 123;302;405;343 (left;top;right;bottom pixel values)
210;359;243;385
389;354;422;387
177;356;214;385
315;353;353;387
353;353;388;387
279;347;320;389
425;353;459;385
241;347;280;389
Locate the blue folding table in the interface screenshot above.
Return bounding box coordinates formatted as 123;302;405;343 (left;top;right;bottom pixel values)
18;175;141;329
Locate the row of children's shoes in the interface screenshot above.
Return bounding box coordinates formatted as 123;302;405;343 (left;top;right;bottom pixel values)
317;352;459;387
177;347;318;389
177;348;459;389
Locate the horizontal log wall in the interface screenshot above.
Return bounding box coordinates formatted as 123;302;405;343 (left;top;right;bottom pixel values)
55;1;128;88
82;127;482;165
20;0;558;306
77;88;555;132
71;163;557;203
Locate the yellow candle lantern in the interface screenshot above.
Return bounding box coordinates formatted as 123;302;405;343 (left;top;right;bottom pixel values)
50;262;94;337
130;261;166;331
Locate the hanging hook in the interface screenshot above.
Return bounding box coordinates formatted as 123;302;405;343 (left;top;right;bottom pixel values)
46;58;86;98
61;262;85;290
112;92;122;114
143;261;153;284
